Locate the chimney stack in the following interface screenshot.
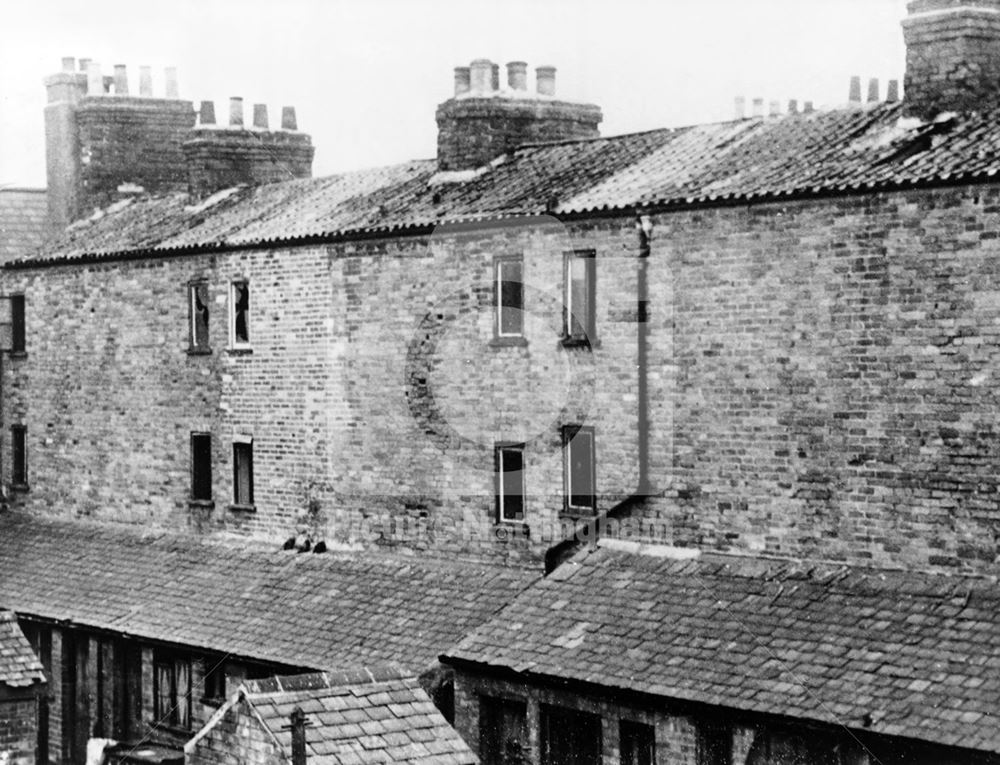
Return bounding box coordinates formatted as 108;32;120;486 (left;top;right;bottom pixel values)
734;96;746;119
887;79;900;103
139;66;153;97
768;100;781;117
281;106;298;131
165;67;179;98
198;101;216;126
788;99;799;115
902;0;1000;117
229;97;244;127
849;75;862;104
752;98;764;117
289;708;307;765
436;59;601;171
113;65;128;95
253;104;268;129
867;77;880;103
61;57;75;72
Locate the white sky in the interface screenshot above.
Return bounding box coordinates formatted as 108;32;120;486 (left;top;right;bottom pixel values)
0;0;909;188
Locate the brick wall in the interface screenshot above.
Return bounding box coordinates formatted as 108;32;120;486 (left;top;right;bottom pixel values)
637;184;1000;572
3;216;641;562
0;695;38;765
182;129;313;199
185;697;282;765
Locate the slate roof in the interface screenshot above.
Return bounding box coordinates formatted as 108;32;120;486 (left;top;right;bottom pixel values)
0;610;45;687
444;539;1000;755
0;188;47;264
17;102;1000;266
0;512;535;674
209;666;476;764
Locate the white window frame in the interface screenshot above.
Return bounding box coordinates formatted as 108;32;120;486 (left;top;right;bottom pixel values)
495;257;524;338
229;280;251;348
564;426;595;514
496;443;526;523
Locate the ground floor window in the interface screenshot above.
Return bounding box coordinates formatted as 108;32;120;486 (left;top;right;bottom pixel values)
540;704;602;765
153;651;192;729
479;695;528;765
621;720;656;765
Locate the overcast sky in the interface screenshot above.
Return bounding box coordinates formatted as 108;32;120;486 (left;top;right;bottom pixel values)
0;0;909;188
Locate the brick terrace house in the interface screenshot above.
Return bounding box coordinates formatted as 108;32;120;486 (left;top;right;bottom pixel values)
3;0;1000;762
0;611;47;765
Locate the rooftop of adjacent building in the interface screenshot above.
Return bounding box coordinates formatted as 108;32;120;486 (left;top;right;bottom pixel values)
0;188;48;265
0;608;46;688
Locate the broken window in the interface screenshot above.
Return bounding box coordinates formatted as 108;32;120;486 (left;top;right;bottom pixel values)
11;424;26;487
495;257;524;338
563;250;595;345
540;704;602;765
233;440;253;507
190;432;212;502
10;294;25;353
479;695;528;765
230;280;250;347
153;650;192;729
621;720;656;765
495;443;525;522
563;425;595;515
188;282;210;351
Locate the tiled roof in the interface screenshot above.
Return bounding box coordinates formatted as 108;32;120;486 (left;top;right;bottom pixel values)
0;512;535;674
18;103;1000;266
444;539;1000;755
0;188;47;264
229;666;476;764
0;610;45;687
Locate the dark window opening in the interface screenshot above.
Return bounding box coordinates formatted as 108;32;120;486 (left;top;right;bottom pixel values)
11;425;27;488
563;251;595;344
191;432;212;502
479;695;528;765
231;281;250;346
540;704;602;765
202;658;227;705
495;443;525;522
621;720;656;765
563;425;595;514
189;282;210;351
11;294;25;353
233;441;254;507
496;258;524;337
698;722;733;765
153;650;192;730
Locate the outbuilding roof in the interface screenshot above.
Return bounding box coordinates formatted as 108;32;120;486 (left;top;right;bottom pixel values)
0;610;46;687
444;539;1000;755
17;102;1000;267
0;512;535;674
0;188;47;264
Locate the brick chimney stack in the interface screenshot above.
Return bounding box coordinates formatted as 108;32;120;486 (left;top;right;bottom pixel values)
44;58;196;228
902;0;1000;117
435;59;602;171
181;97;314;199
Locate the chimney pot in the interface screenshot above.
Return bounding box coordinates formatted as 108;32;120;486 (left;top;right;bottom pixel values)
788;99;799;115
198;100;216;126
536;65;556;96
734;96;746;119
62;57;76;73
281;106;298;130
887;79;900;103
139;66;153;97
229;97;244;127
752;98;764;118
867;77;880;103
165;67;179;98
768;100;781;117
491;63;500;91
86;61;103;95
453;67;471;96
507;61;528;91
253;103;269;129
849;75;862;104
114;65;128;95
469;59;493;93
803;100;815;114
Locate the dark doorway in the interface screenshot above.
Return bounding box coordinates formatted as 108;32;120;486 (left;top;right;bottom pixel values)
540;704;602;765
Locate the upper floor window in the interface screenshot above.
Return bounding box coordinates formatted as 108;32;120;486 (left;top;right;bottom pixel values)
153;650;192;729
495;256;524;339
190;432;212;503
495;442;525;523
188;282;210;352
230;280;250;348
10;294;25;354
11;424;27;489
563;425;595;515
563;250;595;345
232;439;254;508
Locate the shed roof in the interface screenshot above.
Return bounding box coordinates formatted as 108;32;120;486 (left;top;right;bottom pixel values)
0;610;46;688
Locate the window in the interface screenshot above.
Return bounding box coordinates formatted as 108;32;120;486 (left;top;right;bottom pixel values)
11;425;26;488
495;257;524;338
621;721;656;765
563;250;595;345
232;440;253;507
479;696;527;765
188;282;210;352
10;294;25;353
190;432;212;502
540;704;602;765
153;651;192;729
563;425;595;515
697;722;732;765
202;657;227;705
230;280;250;347
495;443;525;522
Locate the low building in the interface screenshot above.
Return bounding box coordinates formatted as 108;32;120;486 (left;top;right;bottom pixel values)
0;611;47;765
185;666;476;765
